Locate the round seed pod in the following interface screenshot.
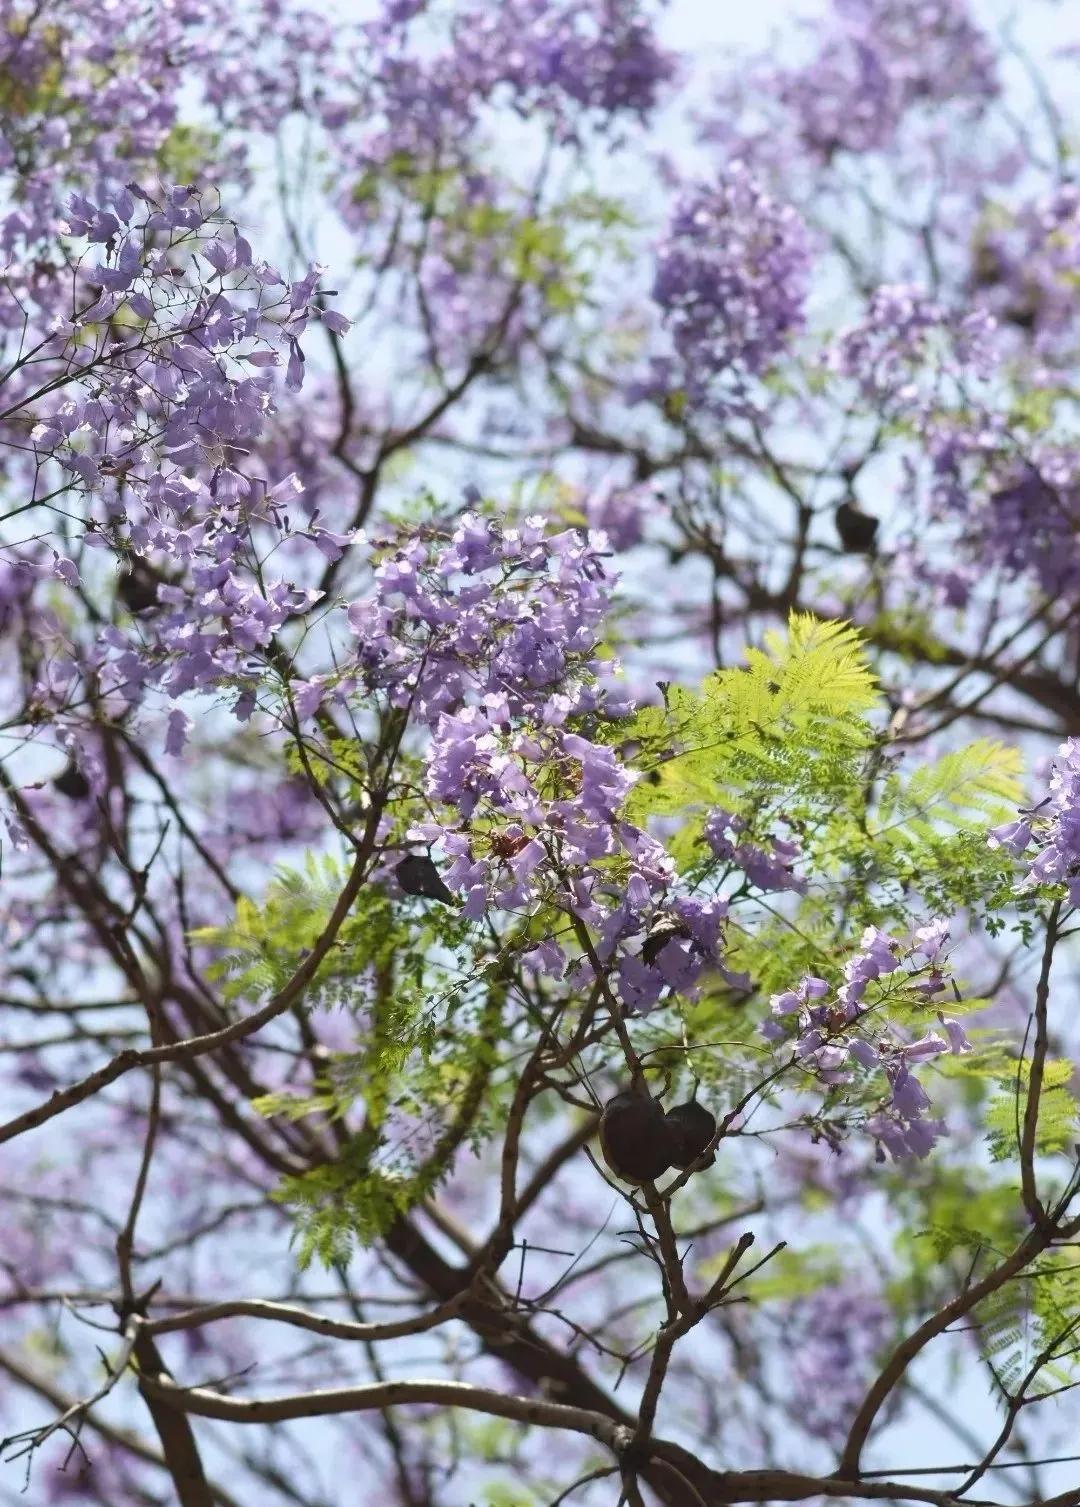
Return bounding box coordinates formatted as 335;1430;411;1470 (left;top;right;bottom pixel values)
664;1100;717;1170
53;762;91;800
118;560;162;615
395;854;456;906
641;915;692;967
598;1089;680;1184
835;500;879;555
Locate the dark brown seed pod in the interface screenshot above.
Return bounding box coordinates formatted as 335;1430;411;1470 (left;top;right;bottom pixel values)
664;1100;717;1170
641;915;693;968
53;762;91;800
395;854;456;906
118;559;162;615
835;500;879;555
489;831;529;859
598;1089;680;1184
1004;299;1039;332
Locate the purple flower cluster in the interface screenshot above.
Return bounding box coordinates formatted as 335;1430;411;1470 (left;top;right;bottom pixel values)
99;539;326;726
332;3;672;380
788;1282;891;1444
0;0;339;255
362;0;673;150
337;0;673;252
0;181;356;743
773;0;998;161
984;463;1080;600
605;892;745;1014
900;421;1080;611
445;0;675;126
869;380;1080;610
704;808;805;894
581;484;651;551
989;739;1080;906
650;164;812;407
14;183;342;490
350;512;747;1003
763;922;968;1160
410;174;540;370
970;185;1080;360
828;284;998;409
347;512;618;728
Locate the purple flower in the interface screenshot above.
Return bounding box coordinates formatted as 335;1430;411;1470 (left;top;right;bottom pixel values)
939;1016;972;1055
856;926;901;976
616;954;666;1014
522;939;567;978
651;164;812;411
762;0;998;164
286;339;306;391
837;927;900;1013
770;975;829;1019
867;1109;946;1161
705;810;805;891
52;554;80;588
165;708;193;756
988;818;1034;856
898;1031;949;1062
561;734;637;816
653;937;700;991
704;808;745;860
992;740;1080;902
911;918;950;960
888;1063;932;1119
583;484;650;551
848;1037;880;1070
766;920;957;1160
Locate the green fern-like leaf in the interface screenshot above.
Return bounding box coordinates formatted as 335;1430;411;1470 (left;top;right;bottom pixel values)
986;1058;1079;1164
623;612;880;832
876;740;1023;848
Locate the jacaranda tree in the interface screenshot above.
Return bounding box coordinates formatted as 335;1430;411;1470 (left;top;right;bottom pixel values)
1;0;1079;1502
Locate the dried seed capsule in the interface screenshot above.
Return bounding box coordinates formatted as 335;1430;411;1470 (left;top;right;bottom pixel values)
598;1089;680;1184
664;1100;717;1170
641;916;692;967
395;854;456;906
835;500;879;555
118;559;162;615
53;762;91;800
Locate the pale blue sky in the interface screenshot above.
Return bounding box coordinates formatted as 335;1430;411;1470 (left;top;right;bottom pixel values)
660;0;1065;60
664;0;812;47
